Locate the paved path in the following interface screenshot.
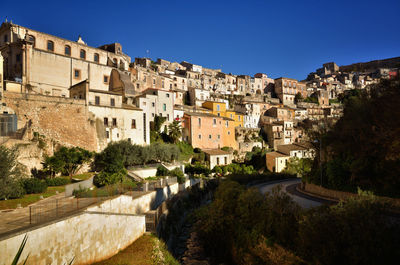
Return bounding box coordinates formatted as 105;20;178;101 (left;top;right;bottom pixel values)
257;179;333;209
0;193;103;239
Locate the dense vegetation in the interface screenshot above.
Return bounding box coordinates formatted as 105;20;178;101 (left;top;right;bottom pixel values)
305;78;400;197
0;146;26;199
194;180;400;265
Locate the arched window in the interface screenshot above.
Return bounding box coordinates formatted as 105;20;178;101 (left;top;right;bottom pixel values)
80;49;86;59
65;45;71;56
94;53;99;62
113;58;118;67
47;40;54;51
119;60;124;70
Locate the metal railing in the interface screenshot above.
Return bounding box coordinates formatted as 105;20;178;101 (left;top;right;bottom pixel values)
0;177;179;238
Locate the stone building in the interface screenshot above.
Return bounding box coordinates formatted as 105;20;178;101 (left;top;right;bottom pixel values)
274;77;299;106
0;22;130;97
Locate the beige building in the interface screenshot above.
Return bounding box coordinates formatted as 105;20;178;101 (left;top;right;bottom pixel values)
69;80;149;145
274;77;299;105
0;22;130;97
203;149;233;169
266;151;290;173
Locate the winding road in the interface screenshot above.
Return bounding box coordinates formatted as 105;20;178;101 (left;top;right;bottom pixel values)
256;179;334;208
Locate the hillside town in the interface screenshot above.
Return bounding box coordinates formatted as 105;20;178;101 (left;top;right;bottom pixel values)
1;6;400;263
1;21;399;174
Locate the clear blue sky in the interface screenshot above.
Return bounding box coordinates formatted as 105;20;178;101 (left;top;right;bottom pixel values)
1;0;399;80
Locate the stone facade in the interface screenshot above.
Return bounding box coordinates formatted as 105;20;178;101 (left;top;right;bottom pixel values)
2;91;102;151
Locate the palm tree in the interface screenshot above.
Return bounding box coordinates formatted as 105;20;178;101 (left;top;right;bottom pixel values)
168;120;182;144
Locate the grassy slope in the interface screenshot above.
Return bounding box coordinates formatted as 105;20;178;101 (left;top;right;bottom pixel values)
0;186;65;210
93;234;179;265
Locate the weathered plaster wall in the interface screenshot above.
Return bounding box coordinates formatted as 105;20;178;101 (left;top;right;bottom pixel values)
0;212;145;265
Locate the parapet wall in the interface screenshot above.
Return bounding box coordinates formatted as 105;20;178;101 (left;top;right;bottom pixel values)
0;212;145;265
2;91;102;151
0;182;181;265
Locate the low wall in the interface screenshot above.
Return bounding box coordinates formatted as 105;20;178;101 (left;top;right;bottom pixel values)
87;182;180;215
0;182;181;265
130;167;158;179
65;176;94;197
303;183;357;201
303;183;400;207
0;212;145;265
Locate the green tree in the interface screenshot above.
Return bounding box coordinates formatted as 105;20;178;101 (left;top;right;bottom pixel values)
167;120;182;144
44;146;93;179
283;157;312;177
0;146;26;199
294;92;303;103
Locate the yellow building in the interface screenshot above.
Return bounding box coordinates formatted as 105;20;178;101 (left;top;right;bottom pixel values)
202;101;244;128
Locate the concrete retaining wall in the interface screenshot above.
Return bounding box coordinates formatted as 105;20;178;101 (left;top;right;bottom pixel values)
0;212;145;265
65;176;94;197
0;182;181;265
87;183;179;215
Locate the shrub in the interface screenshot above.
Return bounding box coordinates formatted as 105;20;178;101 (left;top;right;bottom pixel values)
22;178;48;194
45;177;70;186
93;170;125;187
156;165;169;176
169;168;185;184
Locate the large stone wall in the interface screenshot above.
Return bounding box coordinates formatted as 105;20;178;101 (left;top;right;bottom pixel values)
0;212;145;265
2;91;103;151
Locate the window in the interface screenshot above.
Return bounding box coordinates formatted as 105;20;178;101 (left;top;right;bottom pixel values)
104;117;108;126
198;134;202;139
16;54;21;62
166;93;170;98
106;131;110;139
162;81;164;88
110;98;115;106
217;134;220;139
228;131;231;135
224;157;227;164
103;75;109;84
213;118;216;125
80;49;86;59
95;96;100;105
94;53;99;62
65;45;71;56
137;83;140;89
152;102;155;107
238;116;241;121
226;121;229;127
217;113;220;117
112;118;117;126
74;69;81;79
143;76;146;82
153;79;156;85
209;134;212;139
163;104;166;111
198;118;201;126
131;119;136;129
47;40;54;51
167;114;170;121
170;84;172;89
216;157;220;165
